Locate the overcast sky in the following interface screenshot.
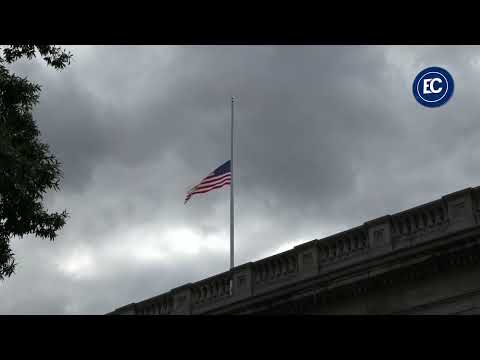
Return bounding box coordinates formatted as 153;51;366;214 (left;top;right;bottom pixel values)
1;45;479;314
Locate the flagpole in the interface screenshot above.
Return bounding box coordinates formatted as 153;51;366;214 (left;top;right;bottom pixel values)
230;96;234;270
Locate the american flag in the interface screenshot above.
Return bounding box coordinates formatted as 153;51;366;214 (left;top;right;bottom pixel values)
184;160;231;204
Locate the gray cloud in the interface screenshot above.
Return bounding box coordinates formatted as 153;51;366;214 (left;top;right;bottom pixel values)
2;45;480;314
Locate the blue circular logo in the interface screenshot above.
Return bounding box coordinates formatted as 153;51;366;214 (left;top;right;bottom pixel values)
412;67;454;107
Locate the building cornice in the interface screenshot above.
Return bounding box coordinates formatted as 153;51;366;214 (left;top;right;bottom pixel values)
108;185;480;315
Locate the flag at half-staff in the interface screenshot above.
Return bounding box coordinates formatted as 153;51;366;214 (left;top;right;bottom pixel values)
184;160;231;204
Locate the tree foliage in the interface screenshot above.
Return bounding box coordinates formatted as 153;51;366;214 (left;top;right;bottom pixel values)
0;45;71;279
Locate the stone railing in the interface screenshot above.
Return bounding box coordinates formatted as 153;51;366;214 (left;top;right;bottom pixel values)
108;186;480;315
317;227;369;264
191;272;233;308
252;252;298;287
390;199;449;248
134;293;174;315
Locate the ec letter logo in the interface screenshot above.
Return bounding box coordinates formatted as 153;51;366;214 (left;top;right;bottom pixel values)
423;78;443;94
412;67;454;108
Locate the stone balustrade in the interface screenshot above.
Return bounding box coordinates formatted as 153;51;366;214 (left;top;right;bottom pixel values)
252;252;298;287
318;227;369;264
131;293;173;315
108;186;480;315
390;199;449;248
191;273;233;307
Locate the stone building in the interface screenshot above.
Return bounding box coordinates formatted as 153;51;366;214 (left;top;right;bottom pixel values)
108;186;480;315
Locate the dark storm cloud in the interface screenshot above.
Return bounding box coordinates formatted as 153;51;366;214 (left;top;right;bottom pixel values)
2;45;480;314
